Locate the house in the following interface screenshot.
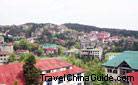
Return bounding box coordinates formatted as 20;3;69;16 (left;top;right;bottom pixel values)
42;43;58;55
0;58;85;85
15;49;29;54
53;38;65;45
127;72;138;85
108;36;120;42
80;47;103;60
80;38;97;49
97;31;111;43
0;51;9;64
103;51;138;84
64;48;79;56
27;37;36;43
0;35;4;43
0;43;13;53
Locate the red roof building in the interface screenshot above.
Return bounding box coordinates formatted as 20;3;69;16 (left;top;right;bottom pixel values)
15;49;29;54
0;58;84;85
127;72;138;85
97;31;110;40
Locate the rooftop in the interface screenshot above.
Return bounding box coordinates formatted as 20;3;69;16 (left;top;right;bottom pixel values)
103;51;138;70
0;58;84;85
42;43;58;49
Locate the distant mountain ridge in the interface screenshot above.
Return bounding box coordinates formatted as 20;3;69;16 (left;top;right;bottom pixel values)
63;23;138;38
0;23;138;38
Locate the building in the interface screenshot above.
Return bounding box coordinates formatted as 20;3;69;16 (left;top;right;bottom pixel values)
15;49;29;54
0;51;9;64
97;31;111;43
0;58;85;85
80;47;103;60
64;48;79;56
108;36;120;42
0;43;13;53
27;37;36;43
103;51;138;84
0;35;4;43
80;38;97;49
127;72;138;85
42;43;58;55
80;31;112;49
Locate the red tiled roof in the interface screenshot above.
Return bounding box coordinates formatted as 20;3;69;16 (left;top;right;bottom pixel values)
0;58;84;85
16;50;29;53
0;51;9;55
36;59;72;70
0;63;25;85
127;72;138;85
44;48;57;51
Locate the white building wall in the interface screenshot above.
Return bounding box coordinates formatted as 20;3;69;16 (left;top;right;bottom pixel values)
81;48;103;60
0;45;13;53
43;73;84;85
105;68;120;79
0;55;9;64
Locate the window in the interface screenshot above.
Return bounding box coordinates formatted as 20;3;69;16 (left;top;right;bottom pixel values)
46;79;52;85
46;70;51;73
56;68;61;72
77;83;82;85
66;66;70;70
77;73;81;77
58;78;63;84
107;68;112;73
113;69;117;74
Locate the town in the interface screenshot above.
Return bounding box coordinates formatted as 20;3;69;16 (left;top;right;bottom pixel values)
0;23;138;85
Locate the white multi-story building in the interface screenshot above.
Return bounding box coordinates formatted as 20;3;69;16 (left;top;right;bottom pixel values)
0;51;9;64
80;48;103;60
80;39;97;49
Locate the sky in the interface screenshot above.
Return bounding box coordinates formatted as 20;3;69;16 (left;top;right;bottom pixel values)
0;0;138;30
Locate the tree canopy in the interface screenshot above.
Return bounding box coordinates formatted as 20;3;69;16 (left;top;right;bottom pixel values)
23;54;41;85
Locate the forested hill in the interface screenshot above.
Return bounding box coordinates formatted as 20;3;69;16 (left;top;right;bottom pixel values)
64;23;138;38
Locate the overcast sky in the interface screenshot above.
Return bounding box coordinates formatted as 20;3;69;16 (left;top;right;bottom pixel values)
0;0;138;30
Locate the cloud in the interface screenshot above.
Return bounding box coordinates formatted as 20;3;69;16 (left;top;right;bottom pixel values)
0;0;138;30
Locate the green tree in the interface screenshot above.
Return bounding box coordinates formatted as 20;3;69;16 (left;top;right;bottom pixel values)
9;53;16;62
65;56;111;85
23;54;41;85
34;48;44;56
19;54;26;62
58;46;65;56
74;42;80;49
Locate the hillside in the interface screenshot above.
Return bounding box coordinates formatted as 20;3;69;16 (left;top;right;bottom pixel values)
0;23;138;38
64;23;138;38
0;23;68;38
